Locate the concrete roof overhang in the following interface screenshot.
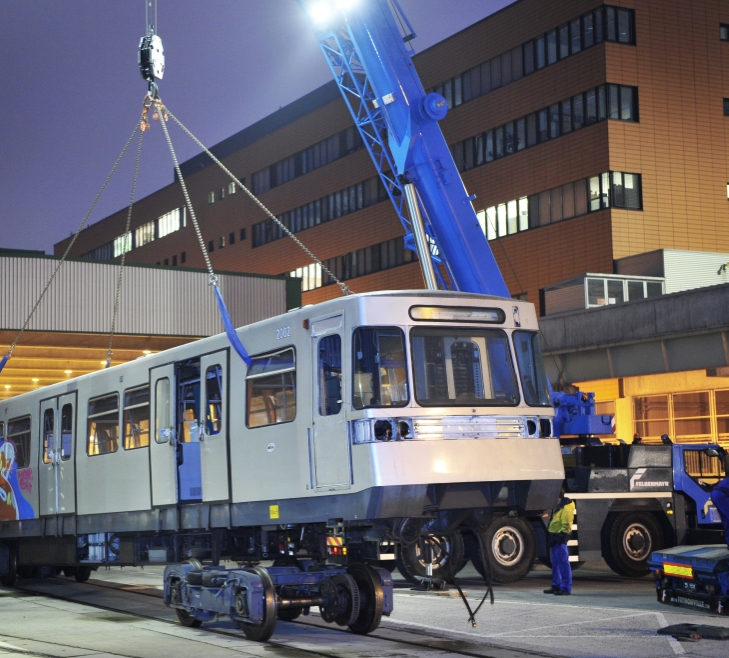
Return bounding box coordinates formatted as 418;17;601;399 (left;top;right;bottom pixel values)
538;283;729;383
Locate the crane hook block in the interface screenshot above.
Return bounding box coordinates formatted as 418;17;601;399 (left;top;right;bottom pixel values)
139;34;165;82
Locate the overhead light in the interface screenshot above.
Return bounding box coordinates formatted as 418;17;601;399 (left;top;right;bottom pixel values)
31;378;39;383
3;385;10;390
143;350;152;355
100;361;107;366
308;0;334;26
64;370;72;375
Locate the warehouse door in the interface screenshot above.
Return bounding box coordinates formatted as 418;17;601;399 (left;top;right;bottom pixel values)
38;392;76;516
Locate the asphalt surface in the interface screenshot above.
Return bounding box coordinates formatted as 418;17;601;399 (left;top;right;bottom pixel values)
2;561;729;657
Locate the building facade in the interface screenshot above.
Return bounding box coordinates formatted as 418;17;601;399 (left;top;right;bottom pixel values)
55;0;729;313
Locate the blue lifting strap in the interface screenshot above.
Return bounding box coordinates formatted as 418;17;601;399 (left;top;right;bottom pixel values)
213;285;252;367
0;355;8;375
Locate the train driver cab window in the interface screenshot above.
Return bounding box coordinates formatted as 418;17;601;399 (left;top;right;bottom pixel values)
124;386;150;449
352;327;408;409
513;331;551;406
6;416;31;469
206;365;223;434
246;348;296;428
87;394;120;455
318;335;342;416
43;408;54;464
411;327;518;406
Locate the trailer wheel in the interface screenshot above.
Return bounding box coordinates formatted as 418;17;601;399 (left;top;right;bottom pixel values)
395;532;464;584
74;566;92;583
470;518;537;584
603;512;663;578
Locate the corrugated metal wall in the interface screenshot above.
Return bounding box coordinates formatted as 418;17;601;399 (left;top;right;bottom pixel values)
663;250;729;294
0;257;288;336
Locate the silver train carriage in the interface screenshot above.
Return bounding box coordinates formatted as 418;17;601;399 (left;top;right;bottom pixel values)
0;290;563;585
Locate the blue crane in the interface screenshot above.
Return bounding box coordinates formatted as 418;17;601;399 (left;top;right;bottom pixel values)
299;0;510;298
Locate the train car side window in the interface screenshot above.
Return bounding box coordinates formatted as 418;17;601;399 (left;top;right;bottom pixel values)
246;348;296;428
124;386;150;449
206;365;223;435
353;328;408;409
43;409;54;464
318;335;342;416
61;403;73;460
6;416;31;469
87;393;120;456
155;378;171;443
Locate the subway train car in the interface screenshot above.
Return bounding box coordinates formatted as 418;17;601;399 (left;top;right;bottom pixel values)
0;290;563;585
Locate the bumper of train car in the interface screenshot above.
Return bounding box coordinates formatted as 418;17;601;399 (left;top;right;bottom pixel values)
363;437;563;489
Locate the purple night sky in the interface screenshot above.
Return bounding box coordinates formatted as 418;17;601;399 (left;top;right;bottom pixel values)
0;1;514;255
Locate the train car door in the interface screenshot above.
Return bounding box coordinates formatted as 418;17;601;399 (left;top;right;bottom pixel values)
38;393;76;515
199;351;229;502
310;314;350;490
150;365;177;506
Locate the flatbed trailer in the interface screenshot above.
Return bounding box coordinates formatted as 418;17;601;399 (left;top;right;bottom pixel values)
648;545;729;615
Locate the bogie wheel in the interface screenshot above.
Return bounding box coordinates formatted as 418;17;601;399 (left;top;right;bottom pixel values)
395;531;464;584
603;512;663;578
346;563;384;635
176;608;203;628
471;518;537;584
74;566;92;583
0;544;17;587
237;565;277;642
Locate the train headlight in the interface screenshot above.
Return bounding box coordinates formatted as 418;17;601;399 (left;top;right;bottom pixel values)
353;418;413;443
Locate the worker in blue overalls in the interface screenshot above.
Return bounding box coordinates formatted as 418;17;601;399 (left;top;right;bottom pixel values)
544;486;576;595
711;461;729;547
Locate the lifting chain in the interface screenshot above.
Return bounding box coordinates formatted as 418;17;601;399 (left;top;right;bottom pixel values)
144;97;350;297
105;129;145;368
0;122;143;375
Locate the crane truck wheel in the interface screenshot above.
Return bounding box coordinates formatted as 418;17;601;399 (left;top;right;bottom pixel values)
602;512;663;578
395;532;464;584
468;518;537;584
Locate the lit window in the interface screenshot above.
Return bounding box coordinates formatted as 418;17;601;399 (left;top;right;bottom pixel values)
158;207;185;238
219;236;226;248
124;386;149;449
135;220;155;247
218;188;225;200
113;233;131;257
228;181;237;195
207;191;215;204
246;348;296;428
87;394;119;456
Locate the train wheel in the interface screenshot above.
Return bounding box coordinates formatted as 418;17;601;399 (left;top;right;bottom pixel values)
395;532;464;584
237;566;277;642
471;518;537;584
0;543;17;587
176;608;203;628
603;512;662;578
346;563;383;635
74;566;92;583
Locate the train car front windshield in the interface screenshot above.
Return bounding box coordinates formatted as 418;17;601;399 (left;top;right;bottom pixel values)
410;327;519;407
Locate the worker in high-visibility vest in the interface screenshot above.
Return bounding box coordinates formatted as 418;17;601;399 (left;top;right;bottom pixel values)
544;487;575;596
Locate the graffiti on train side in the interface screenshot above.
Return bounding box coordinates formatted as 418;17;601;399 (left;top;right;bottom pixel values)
0;442;34;521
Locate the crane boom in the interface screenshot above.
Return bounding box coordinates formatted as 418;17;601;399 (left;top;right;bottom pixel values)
301;0;510;297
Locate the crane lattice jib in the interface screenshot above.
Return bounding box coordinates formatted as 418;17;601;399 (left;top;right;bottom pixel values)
314;21;449;291
303;0;510;298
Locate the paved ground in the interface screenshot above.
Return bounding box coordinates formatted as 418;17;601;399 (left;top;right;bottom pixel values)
2;561;729;657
